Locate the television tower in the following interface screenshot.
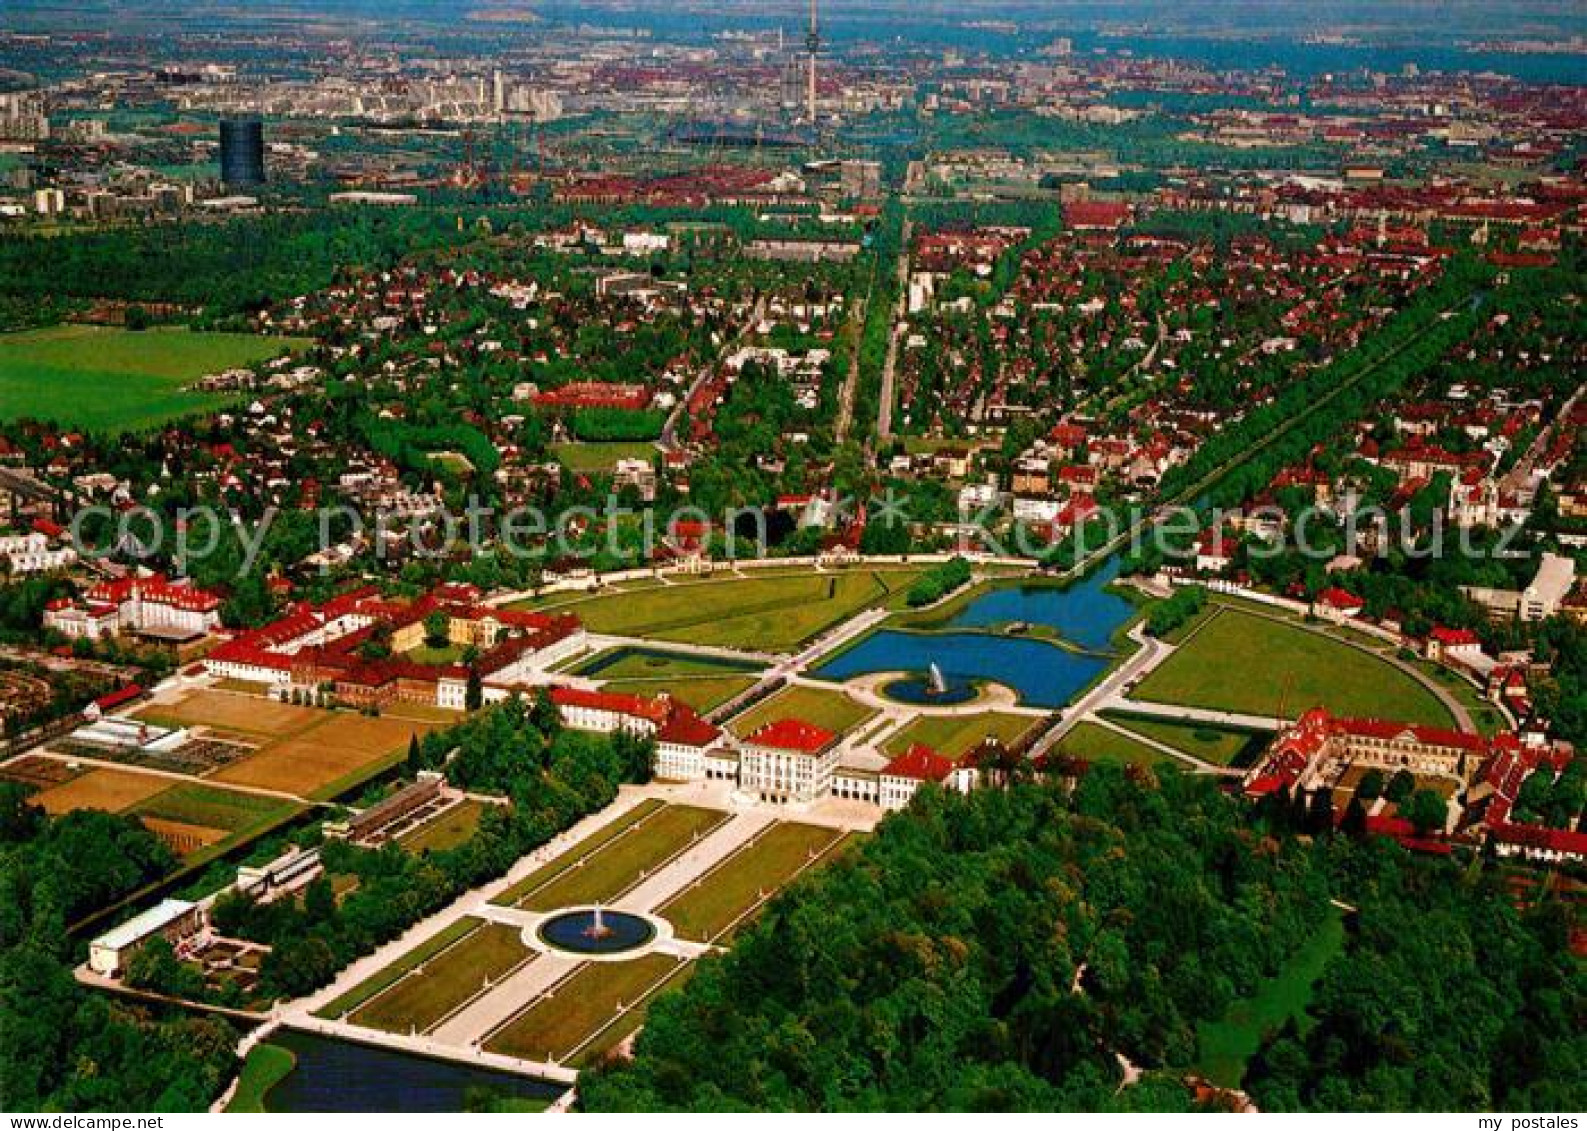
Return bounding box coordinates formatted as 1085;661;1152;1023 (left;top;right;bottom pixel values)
805;0;819;125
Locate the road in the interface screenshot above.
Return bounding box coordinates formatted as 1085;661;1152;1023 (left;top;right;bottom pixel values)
875;218;913;442
659;296;766;452
1091;695;1286;735
16;748;328;807
1029;624;1172;759
832;296;867;445
1501;378;1586;497
706;606;892;723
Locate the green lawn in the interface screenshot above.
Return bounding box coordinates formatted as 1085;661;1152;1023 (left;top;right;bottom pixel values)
225;1042;296;1113
313;917;480;1020
485;954;682;1063
569;963;695;1069
548;441;659;473
602;675;758;713
576;647;759;681
727;684;875;740
404;642;468;665
658;823;846;943
514;804;730;913
1101;713;1266;767
1132;608;1454;726
1054;722;1171;768
492;800;666;907
399;799;488;854
882;712;1035;760
1194;909;1346;1088
0;325;306;433
511;569;927;653
350;922;531;1035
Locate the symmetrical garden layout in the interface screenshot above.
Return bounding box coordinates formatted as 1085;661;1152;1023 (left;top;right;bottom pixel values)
287;790;859;1081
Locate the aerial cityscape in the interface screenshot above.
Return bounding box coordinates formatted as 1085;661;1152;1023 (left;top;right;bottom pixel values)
0;0;1582;1116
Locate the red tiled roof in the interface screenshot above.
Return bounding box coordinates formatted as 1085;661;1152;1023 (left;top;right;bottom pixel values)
656;709;721;748
1316;586;1364;610
93;684;144;712
550;685;673;724
532;382;650;411
1335;716;1486;752
1065;200;1131;230
746;717;837;754
883;743;954;783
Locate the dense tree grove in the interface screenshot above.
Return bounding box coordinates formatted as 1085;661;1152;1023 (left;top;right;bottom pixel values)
1246;844;1581;1110
581;768;1584;1112
1144;584;1205;637
905;556;972;607
0;785;236;1110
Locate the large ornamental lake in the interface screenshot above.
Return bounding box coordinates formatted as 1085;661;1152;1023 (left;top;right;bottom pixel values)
260;1031;565;1113
812;560;1136;709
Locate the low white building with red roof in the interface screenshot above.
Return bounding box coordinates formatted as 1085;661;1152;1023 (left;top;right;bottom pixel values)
547;685;728;781
1312;586;1365;622
879;743;960;810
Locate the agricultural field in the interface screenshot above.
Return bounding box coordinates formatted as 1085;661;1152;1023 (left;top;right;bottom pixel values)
134;690;320;739
1131;608;1455;726
0;754;80;792
658;822;847;943
132;783;290;830
882;712;1035;760
512;568;927;652
209;712;436;799
726;684;875;740
510;803;730;913
27;761;301;856
483;954;683;1064
350;922;533;1035
1102;713;1267;767
130;784;298;855
1053;723;1171;768
32;767;177;815
0;325;306;433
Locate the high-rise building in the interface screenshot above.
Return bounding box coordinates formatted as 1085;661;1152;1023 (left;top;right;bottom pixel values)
219;117;265;188
0;92;49;142
805;0;819;123
840;159;882;199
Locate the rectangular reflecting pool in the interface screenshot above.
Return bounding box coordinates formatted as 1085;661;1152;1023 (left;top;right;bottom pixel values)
258;1030;566;1113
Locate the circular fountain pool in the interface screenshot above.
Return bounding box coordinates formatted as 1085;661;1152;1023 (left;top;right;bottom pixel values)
536;908;655;955
880;673;980;705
